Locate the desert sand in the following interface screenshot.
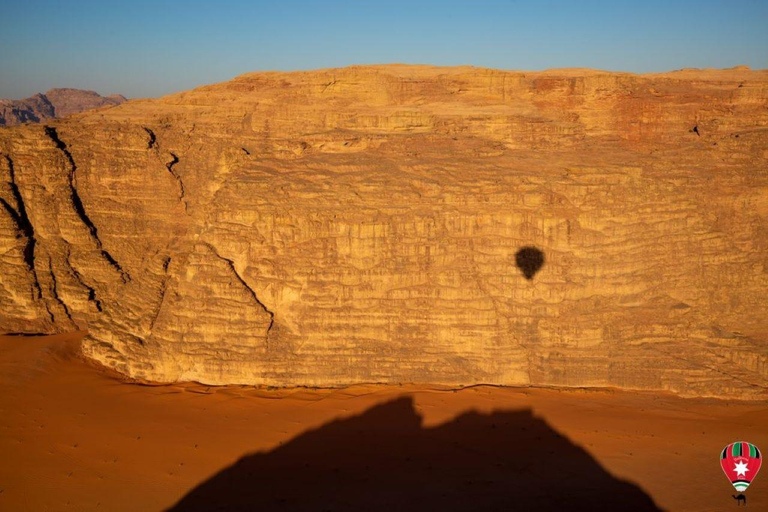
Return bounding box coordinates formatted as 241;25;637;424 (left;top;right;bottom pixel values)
1;332;765;511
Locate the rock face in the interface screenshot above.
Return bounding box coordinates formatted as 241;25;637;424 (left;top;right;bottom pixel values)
1;65;766;398
0;94;55;125
0;88;126;126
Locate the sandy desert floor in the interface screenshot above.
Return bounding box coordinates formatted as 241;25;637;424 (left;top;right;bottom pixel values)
0;333;766;511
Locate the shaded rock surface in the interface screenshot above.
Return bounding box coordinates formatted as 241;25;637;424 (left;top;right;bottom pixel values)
0;65;766;398
0;88;126;126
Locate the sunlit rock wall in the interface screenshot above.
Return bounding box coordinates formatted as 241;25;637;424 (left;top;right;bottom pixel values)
1;65;766;398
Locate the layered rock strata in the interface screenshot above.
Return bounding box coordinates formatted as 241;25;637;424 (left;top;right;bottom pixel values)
1;65;766;398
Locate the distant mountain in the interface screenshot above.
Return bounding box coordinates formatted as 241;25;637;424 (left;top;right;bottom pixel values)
0;88;127;126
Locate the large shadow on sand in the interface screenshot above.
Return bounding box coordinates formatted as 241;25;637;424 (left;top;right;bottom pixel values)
170;396;660;511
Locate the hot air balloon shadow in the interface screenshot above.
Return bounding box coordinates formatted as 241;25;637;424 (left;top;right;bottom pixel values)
515;246;545;280
170;396;660;511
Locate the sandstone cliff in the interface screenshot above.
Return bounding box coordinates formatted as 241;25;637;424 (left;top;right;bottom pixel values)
0;88;126;126
1;65;766;399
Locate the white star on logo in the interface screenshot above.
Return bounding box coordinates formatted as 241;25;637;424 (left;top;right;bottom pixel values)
733;461;750;477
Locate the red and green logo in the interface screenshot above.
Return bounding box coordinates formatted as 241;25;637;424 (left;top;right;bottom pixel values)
721;441;762;492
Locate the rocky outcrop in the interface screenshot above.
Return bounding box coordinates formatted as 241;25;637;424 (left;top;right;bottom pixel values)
1;65;766;398
0;94;55;125
0;88;126;126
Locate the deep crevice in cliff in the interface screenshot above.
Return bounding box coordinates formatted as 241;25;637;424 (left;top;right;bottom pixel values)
43;126;130;283
205;243;274;337
47;256;73;323
143;127;156;149
165;153;188;211
1;155;43;300
65;247;103;312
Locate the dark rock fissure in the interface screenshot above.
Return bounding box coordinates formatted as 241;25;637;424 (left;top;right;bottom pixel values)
147;280;168;332
65;247;102;312
205;243;274;336
1;155;43;300
143;127;156;149
43;126;130;283
165;152;187;210
48;256;73;322
100;249;128;280
0;196;21;222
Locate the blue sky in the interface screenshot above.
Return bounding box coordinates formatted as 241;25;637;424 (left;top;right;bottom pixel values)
1;0;766;99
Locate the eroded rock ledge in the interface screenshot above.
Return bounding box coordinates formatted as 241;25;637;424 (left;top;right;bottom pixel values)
1;65;766;399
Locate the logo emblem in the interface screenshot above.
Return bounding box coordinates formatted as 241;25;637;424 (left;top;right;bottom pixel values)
721;441;762;492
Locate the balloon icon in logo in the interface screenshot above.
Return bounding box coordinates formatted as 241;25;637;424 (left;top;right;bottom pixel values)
721;441;762;492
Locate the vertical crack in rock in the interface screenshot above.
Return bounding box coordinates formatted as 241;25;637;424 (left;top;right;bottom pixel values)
204;243;275;338
145;130;188;212
43;126;130;283
165;153;188;212
65;246;102;312
0;155;43;300
143;127;156;149
47;255;73;323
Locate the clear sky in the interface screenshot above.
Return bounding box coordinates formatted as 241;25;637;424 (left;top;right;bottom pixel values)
1;0;766;99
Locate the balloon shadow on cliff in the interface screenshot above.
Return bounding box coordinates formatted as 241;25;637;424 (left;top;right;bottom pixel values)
169;396;660;512
515;246;545;280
